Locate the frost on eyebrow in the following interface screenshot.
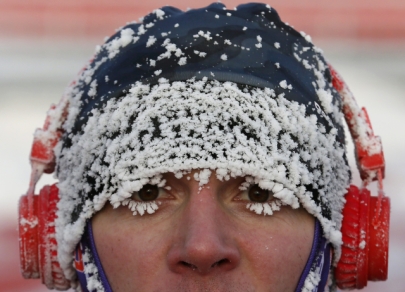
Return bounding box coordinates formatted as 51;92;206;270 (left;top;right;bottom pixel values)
193;169;212;186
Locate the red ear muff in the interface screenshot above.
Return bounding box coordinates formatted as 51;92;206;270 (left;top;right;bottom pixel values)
18;100;70;289
19;184;70;289
329;64;391;289
336;185;390;289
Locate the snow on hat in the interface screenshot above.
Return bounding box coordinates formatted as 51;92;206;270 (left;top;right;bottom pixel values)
54;2;350;283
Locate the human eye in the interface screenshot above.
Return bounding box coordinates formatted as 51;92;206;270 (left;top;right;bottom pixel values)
246;185;271;203
238;184;283;216
121;184;166;216
133;184;161;201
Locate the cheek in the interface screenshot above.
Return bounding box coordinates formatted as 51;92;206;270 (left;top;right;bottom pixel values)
236;213;314;289
92;207;174;290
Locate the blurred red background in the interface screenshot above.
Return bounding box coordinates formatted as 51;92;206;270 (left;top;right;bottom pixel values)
1;0;405;40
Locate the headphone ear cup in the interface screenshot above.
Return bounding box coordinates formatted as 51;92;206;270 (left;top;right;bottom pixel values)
18;184;70;290
18;193;40;279
368;195;390;281
38;184;70;289
336;185;370;289
336;185;390;289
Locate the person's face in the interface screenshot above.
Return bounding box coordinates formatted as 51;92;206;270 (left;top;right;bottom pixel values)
92;171;314;292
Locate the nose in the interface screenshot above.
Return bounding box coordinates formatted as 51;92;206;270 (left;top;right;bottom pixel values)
167;186;240;275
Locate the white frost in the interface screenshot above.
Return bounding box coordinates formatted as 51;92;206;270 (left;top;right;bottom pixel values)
178;57;187;66
146;35;157;47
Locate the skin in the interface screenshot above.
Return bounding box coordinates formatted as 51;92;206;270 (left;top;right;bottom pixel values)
92;171;314;292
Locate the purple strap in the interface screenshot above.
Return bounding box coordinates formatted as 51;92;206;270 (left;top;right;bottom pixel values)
76;220;113;292
295;219;331;292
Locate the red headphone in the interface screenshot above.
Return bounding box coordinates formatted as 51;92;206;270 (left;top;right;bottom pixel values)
18;66;390;290
329;66;390;289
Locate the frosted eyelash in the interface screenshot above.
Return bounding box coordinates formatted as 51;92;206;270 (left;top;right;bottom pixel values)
246;200;283;216
121;198;160;216
240;178;289;216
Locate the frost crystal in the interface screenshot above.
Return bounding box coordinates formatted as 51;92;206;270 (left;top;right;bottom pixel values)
87;80;98;97
178;57;187;66
300;31;312;43
153;9;165;20
82;247;104;292
255;35;262;48
137;25;146;35
146;35;157;47
279;80;287;89
196;30;212;41
106;28;135;59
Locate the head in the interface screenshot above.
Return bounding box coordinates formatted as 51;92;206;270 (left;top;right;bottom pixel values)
52;3;352;291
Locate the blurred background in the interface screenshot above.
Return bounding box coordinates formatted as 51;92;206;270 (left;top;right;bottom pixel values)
1;0;404;291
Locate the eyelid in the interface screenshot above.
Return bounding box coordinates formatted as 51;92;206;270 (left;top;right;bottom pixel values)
235;183;284;216
235;184;275;203
131;185;173;202
122;185;172;216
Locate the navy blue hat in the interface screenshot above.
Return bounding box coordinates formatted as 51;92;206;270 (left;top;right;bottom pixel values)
55;3;350;285
71;2;343;142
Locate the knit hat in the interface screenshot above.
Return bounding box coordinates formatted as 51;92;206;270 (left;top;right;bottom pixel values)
53;2;351;285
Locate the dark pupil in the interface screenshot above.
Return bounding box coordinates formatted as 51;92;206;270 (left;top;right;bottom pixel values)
138;184;159;201
248;185;269;203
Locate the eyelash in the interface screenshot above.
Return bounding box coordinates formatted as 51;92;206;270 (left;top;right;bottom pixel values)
239;181;284;216
246;200;283;216
120;182;284;216
121;198;160;216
